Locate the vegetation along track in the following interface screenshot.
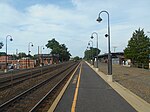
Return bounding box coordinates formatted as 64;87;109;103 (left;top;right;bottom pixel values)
0;61;79;112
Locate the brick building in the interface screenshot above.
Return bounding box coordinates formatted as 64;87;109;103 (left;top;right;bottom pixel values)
34;54;59;66
0;53;59;70
0;55;35;70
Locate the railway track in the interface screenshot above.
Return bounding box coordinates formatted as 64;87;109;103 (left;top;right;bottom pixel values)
0;61;79;112
0;62;72;91
0;62;70;80
29;62;79;112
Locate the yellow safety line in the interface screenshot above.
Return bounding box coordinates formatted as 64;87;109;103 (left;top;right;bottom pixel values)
48;62;81;112
71;62;82;112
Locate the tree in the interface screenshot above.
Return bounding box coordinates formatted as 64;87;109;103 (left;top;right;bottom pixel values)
46;38;71;62
73;56;80;61
12;54;17;60
10;52;27;60
84;47;101;60
0;52;6;56
59;44;71;61
46;38;60;55
0;42;4;49
124;28;150;68
18;52;27;59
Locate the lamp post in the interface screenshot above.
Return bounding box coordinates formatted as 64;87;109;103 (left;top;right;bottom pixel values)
88;40;94;65
97;10;112;75
85;49;87;60
5;35;13;72
86;46;89;60
91;32;98;68
147;31;150;69
28;42;33;68
41;46;45;66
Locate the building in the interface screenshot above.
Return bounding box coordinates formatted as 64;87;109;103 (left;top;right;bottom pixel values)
0;55;35;70
34;54;59;66
12;58;35;69
0;55;13;69
0;53;60;70
98;52;125;65
98;52;150;68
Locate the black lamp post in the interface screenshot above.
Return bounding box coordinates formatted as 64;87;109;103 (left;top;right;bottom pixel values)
91;32;98;68
86;46;90;60
28;42;33;68
97;10;112;75
88;40;94;65
5;35;13;72
41;46;45;66
147;31;150;69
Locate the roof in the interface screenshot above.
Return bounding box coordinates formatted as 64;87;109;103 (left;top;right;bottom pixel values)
34;54;59;58
98;52;124;58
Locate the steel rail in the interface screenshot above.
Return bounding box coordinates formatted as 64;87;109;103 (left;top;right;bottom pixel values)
0;62;77;111
29;63;79;112
0;62;72;90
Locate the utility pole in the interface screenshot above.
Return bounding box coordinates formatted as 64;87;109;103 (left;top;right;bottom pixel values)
113;46;117;53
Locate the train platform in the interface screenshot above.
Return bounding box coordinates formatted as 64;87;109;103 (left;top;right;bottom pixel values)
48;61;150;112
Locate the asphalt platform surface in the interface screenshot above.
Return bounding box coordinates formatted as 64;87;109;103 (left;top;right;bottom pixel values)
54;62;136;112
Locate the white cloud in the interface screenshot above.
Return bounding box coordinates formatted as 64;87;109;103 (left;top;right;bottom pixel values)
0;3;92;56
0;0;150;57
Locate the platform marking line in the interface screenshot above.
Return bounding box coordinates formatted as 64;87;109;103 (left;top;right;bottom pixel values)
48;63;81;112
72;75;78;84
71;62;82;112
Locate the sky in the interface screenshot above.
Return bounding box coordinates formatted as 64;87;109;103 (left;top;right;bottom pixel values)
0;0;150;57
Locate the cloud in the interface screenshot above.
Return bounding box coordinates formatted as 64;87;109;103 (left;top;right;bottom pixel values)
0;0;150;57
0;3;93;56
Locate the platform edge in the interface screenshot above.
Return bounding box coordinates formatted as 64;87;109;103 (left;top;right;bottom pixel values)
85;61;150;112
48;63;80;112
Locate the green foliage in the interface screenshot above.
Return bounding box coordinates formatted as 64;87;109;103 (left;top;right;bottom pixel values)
12;54;17;60
10;52;27;60
46;38;60;54
46;38;71;61
18;52;27;59
59;44;71;61
84;47;101;60
73;56;80;61
124;28;150;66
0;52;6;56
0;42;4;49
